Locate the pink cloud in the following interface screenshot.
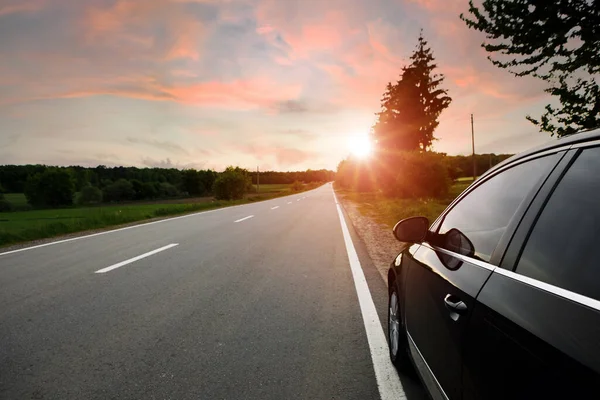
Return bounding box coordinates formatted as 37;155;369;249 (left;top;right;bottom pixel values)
83;0;204;61
0;0;45;16
39;76;302;111
238;144;318;167
165;79;302;109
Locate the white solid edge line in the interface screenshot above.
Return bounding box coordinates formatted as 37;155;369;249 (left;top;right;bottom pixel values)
271;206;280;210
333;190;406;400
287;202;293;204
95;243;179;274
234;215;254;223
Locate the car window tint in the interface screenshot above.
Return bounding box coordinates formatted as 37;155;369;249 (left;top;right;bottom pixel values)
439;156;554;262
516;147;600;301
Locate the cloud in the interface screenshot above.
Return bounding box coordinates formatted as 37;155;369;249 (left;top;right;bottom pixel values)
127;137;190;155
0;0;557;170
3;75;303;111
272;100;309;113
281;129;317;140
141;157;208;170
83;0;205;61
165;78;303;109
0;0;45;17
238;144;318;167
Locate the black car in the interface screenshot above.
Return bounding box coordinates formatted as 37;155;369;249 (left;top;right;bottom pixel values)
387;128;600;400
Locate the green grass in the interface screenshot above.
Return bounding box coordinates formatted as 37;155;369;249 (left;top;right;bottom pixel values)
252;183;293;194
337;181;472;229
0;183;324;247
457;176;478;183
0;201;241;247
4;193;30;210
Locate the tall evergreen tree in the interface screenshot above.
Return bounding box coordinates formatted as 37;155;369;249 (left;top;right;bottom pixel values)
461;0;600;137
373;32;452;152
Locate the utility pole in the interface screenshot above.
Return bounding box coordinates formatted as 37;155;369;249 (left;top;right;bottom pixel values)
256;166;260;193
471;114;476;181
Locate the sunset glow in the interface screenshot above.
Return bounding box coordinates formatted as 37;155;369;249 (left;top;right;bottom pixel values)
0;0;553;171
348;135;373;159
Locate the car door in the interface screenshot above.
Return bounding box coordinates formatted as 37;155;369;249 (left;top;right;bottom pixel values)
403;153;560;400
463;146;600;399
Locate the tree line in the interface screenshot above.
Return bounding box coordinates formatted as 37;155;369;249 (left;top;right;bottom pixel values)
0;165;334;210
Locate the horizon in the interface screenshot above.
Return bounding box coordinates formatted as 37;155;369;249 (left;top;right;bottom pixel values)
1;0;555;171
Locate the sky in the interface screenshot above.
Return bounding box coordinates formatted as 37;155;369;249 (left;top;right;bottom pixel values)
0;0;556;172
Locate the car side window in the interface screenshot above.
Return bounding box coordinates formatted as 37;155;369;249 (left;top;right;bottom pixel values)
515;147;600;301
437;156;554;262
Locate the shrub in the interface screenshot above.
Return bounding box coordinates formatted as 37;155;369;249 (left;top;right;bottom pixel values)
141;182;159;199
157;182;180;198
335;158;376;192
102;179;135;202
291;181;303;192
199;170;217;194
24;169;75;208
213;166;250;200
130;179;145;201
182;170;206;196
0;192;11;212
380;152;450;198
77;184;103;205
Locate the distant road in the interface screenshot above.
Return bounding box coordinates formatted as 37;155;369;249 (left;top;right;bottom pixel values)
0;184;425;399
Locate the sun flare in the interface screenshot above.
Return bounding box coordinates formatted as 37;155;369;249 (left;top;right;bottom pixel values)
348;134;373;159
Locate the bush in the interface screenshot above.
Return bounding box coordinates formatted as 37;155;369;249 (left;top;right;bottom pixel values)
103;179;135;202
141;182;158;199
130;179;145;201
77;184;103;205
291;181;303;192
182;170;206;196
380;152;450;198
213;167;251;200
24;169;75;208
335;158;376;192
157;182;180;198
0;199;11;212
0;192;11;212
199;170;217;194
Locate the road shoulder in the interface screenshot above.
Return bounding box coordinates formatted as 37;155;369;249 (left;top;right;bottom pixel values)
335;190;404;284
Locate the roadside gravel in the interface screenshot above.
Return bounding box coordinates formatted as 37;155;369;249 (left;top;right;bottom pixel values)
337;194;404;284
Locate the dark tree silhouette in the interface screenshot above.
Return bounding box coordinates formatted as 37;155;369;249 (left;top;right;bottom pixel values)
24;169;74;208
373;32;452;152
461;0;600;137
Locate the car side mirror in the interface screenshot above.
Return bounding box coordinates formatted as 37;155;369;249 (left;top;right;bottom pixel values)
393;216;429;243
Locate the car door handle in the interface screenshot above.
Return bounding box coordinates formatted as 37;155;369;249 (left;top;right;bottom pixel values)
444;294;468;315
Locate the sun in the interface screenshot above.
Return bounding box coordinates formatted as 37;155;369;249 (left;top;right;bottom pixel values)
348;134;373;159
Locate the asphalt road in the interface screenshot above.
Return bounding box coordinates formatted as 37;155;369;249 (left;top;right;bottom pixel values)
0;184;426;400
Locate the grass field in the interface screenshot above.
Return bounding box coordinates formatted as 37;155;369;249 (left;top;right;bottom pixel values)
0;201;242;247
253;184;293;194
0;183;321;247
4;193;30;210
337;180;472;229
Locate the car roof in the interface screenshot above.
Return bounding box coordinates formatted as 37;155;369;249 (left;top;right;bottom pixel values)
482;127;600;178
